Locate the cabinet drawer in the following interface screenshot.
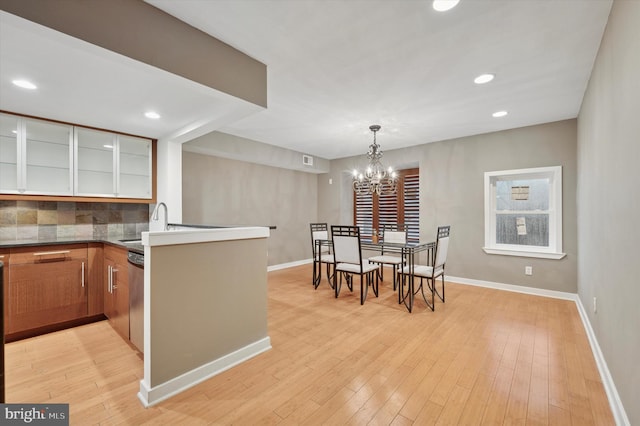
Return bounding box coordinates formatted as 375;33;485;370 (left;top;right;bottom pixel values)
104;244;128;264
10;244;88;264
7;259;88;333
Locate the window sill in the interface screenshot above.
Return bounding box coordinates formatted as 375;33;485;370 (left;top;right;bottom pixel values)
482;247;566;260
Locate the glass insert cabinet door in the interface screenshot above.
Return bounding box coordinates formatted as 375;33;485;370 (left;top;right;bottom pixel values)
0;113;19;192
75;127;116;196
75;128;152;199
118;135;152;199
25;119;73;194
0;113;73;195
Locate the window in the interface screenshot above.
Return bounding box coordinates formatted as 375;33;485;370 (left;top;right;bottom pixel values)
354;168;419;242
484;166;565;259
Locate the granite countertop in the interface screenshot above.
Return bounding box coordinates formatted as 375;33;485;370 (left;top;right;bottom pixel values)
0;235;144;254
0;224;275;254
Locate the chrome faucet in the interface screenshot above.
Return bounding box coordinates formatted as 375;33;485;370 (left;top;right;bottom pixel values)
151;202;168;231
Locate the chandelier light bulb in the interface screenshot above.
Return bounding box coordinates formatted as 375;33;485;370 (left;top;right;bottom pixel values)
352;124;398;196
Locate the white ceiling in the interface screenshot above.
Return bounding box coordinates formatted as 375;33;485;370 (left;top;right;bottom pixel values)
1;1;612;160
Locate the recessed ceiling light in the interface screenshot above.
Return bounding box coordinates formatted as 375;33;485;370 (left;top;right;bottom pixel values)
11;130;18;134
433;0;460;12
474;73;495;84
144;111;161;119
12;79;37;90
103;144;113;149
492;111;508;118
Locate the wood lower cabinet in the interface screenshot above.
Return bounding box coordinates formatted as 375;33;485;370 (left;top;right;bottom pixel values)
7;244;88;334
1;249;9;336
104;245;129;340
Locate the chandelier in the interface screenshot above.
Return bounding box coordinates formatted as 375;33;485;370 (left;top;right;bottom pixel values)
352;125;398;195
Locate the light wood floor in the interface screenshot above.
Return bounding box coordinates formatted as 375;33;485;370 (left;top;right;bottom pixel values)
5;264;614;425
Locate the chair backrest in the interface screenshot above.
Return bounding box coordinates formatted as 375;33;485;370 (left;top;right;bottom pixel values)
434;225;451;267
380;224;408;252
310;223;330;254
331;225;362;265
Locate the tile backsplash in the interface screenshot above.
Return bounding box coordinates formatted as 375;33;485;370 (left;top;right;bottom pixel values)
0;200;149;241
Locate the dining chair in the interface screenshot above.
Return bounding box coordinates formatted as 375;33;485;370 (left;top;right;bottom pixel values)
310;223;334;289
331;225;380;305
400;225;450;311
368;223;408;291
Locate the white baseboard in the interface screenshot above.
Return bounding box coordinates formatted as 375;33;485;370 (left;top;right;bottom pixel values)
137;337;272;408
446;275;577;300
574;297;630;426
268;258;312;271
447;275;630;425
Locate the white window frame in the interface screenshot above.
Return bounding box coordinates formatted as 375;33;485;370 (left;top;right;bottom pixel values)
483;166;566;259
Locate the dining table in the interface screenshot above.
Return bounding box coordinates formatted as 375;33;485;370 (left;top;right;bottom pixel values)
314;238;436;313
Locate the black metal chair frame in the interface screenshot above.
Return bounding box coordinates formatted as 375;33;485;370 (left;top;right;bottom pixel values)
429;225;450;303
399;225;450;312
368;223;408;291
331;225;380;305
310;223;335;289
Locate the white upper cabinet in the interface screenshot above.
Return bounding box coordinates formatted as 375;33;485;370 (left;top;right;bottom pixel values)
0;113;73;195
117;135;152;199
75;128;116;197
75;128;152;199
0;113;19;192
25;118;74;195
1;112;152;199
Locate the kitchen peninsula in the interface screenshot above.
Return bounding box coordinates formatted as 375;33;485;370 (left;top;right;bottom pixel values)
138;225;271;407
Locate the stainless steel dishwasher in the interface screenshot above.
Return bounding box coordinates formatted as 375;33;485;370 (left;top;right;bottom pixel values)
128;251;144;353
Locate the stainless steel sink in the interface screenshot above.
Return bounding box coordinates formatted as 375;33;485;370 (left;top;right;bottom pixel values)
119;239;142;244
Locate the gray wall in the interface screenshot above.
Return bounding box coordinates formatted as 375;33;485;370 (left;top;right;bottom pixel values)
184;131;330;174
319;119;578;293
577;0;639;423
149;237;268;387
181;151;318;266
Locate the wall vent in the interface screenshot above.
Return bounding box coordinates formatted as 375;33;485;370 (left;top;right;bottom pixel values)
302;154;313;166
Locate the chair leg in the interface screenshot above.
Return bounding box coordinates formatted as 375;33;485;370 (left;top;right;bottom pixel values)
433;274;445;302
417;277;434;311
326;262;335;289
371;271;379;297
392;265;397;291
360;274;369;305
334;270;340;298
399;273;414;312
398;271;404;304
313;260;320;288
373;263;383;282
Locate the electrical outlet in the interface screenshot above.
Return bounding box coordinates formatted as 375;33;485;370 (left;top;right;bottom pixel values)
525;266;532;275
593;297;597;313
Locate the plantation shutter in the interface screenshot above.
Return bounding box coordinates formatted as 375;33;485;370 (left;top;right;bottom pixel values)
403;172;420;242
378;191;398;230
353;168;419;242
354;187;373;239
